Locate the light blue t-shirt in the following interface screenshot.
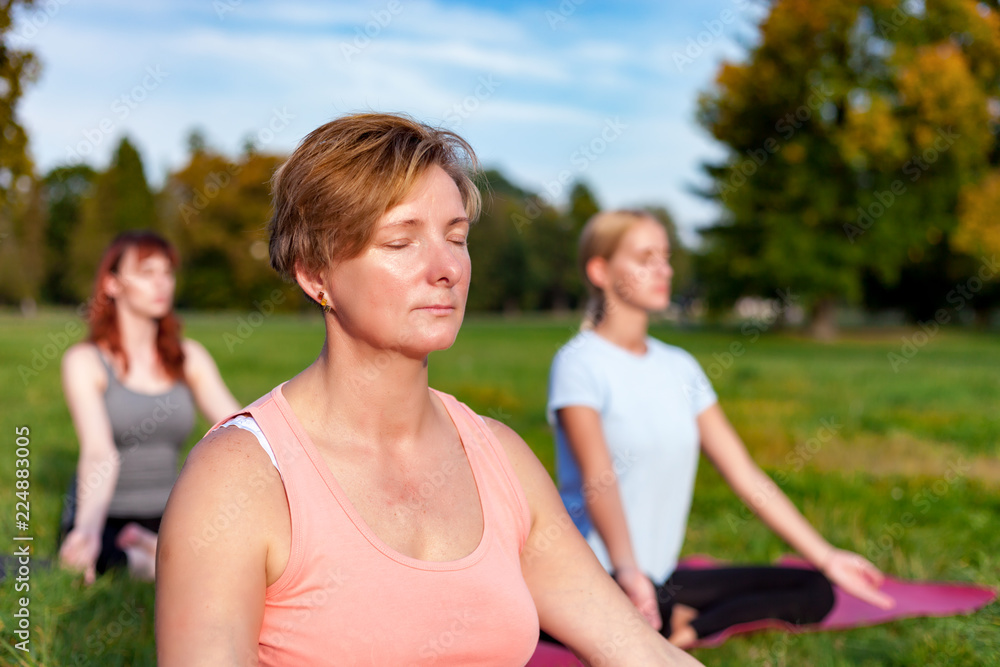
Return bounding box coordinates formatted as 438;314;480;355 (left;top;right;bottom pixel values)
547;330;717;583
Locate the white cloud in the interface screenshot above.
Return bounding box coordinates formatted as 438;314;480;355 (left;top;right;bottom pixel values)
15;0;745;237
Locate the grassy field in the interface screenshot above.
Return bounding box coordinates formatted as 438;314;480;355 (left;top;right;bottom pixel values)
1;309;997;666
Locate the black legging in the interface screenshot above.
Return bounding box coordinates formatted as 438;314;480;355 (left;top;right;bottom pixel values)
59;476;162;574
539;565;834;644
658;566;835;639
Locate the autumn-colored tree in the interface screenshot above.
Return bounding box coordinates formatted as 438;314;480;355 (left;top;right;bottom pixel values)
697;0;1000;336
160;136;295;309
0;0;43;305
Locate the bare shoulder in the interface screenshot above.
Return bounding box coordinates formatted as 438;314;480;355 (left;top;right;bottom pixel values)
181;337;214;369
482;417;539;473
482;417;558;516
162;425;286;563
62;341;102;374
177;423;282;499
61;341;107;390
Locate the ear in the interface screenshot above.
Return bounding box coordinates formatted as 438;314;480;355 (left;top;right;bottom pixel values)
585;256;609;291
293;261;326;305
102;273;123;300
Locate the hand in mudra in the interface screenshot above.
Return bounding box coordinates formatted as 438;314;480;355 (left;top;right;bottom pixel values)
615;566;663;630
60;528;100;584
822;548;895;610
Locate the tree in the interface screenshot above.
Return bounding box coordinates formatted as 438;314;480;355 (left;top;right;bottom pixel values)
0;0;43;306
160;137;294;309
523;182;596;311
67;137;159;299
468;169;543;311
642;205;693;298
42;165;96;303
696;0;1000;337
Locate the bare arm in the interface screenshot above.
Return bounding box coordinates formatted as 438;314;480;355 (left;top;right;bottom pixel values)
183;339;241;423
487;418;701;667
698;403;893;609
556;406;662;629
156;427;286;665
60;343;120;583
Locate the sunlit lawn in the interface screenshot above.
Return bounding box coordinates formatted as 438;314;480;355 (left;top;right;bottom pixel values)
1;310;997;665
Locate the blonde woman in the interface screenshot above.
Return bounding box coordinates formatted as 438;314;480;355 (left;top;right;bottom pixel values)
155;115;701;666
548;210;893;647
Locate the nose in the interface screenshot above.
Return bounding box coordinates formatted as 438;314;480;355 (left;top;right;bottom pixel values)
159;270;176;294
430;237;465;286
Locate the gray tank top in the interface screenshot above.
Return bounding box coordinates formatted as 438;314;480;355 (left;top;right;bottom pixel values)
99;352;196;517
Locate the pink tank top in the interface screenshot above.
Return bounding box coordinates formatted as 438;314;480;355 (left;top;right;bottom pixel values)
212;384;540;666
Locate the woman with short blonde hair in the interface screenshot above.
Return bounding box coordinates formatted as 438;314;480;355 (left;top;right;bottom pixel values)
156;114;701;666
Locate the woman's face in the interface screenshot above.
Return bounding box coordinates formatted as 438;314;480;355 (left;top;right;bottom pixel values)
107;247;176;319
323;164;471;358
602;218;672;313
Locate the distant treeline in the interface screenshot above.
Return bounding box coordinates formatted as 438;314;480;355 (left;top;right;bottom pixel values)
10;134;693;315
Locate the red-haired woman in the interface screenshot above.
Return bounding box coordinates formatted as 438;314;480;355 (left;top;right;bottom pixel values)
59;230;239;583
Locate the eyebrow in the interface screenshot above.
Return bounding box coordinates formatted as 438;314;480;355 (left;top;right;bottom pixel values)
380;216;470;230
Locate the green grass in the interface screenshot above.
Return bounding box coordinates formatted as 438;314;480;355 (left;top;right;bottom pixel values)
1;310;997;665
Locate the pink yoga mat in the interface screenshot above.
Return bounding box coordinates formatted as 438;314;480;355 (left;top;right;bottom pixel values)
525;555;996;665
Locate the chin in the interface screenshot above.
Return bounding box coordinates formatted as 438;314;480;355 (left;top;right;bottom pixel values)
394;327;460;357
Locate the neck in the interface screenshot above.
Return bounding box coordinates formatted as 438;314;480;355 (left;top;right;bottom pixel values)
288;327;437;451
115;305;161;357
594;302;650;354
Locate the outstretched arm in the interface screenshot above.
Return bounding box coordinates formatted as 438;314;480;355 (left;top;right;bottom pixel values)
487;418;701;667
698;403;893;609
60;343;120;584
182;339;241;424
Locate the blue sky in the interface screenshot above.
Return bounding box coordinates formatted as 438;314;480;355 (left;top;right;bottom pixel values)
11;0;766;245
